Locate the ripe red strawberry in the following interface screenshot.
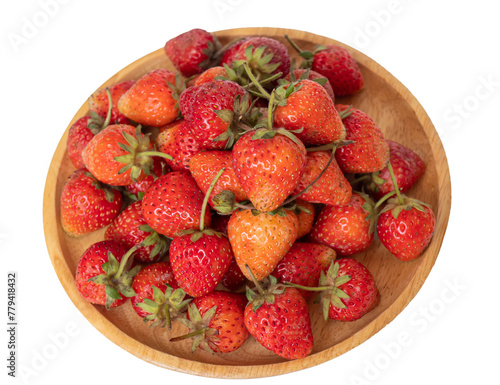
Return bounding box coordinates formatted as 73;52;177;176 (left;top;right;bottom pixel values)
377;194;435;261
292;150;352;206
154;119;202;171
89;80;135;124
221;36;290;82
231;128;307;212
171;291;249;353
309;192;377;256
189;150;247;208
193;66;228;86
164;29;220;77
104;200;170;263
367;140;426;200
272;242;336;300
124;156;169;199
82;124;171;186
141;171;211;238
316;259;379;321
66;116;95;168
284;68;335;101
334;104;389;174
179;80;249;150
60;168;122;237
273;79;345;146
286;35;364;96
295;200;316;239
75;240;140;309
130;262;190;328
227;208;299;281
117;69;180;127
244;276;313;359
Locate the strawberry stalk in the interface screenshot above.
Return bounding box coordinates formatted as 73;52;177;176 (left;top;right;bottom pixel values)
284;34;327;68
200;168;225;232
386;161;405;205
88;88;113;134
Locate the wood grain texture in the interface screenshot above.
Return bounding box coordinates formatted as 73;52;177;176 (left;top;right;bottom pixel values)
43;27;451;378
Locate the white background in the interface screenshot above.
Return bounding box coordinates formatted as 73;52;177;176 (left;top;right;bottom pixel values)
1;0;499;384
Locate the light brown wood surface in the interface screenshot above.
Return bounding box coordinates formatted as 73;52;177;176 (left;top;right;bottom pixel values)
43;27;452;378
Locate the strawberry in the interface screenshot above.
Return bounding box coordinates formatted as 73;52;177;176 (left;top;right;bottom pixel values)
60;168;122;237
154;119;202;171
189;150;247;208
244;276;313;359
179;80;250;150
295;200;316;239
334;104;389;174
66;116;96;169
285;35;363;96
193;66;228;86
284;68;335;101
89;80;134;124
221;36;290;83
314;259;380;321
272;242;336;300
141;170;211;238
164;28;220;77
82;124;171;186
366;140;426;200
273;79;345;146
169;168;233;297
227;208;299;281
104;200;170;263
377;194;435;261
292;150;352;206
171;291;248;353
231;128;307;213
124;156;169;199
130;262;190;328
117;69;181;127
75;240;141;309
309;192;377;256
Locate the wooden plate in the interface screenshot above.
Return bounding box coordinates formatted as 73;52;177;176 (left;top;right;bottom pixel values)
43;27;451;378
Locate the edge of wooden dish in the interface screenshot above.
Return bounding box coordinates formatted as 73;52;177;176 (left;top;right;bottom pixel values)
43;27;451;378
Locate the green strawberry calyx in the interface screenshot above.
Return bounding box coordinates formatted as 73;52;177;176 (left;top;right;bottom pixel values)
284;34;327;69
87;88;113;135
114;125;173;183
88;245;142;309
170;303;219;353
136;284;191;329
137;224;171;261
245;265;287;312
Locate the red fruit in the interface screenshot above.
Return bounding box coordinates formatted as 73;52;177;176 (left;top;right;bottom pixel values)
193;66;228;86
295;200;316;239
272;242;336;300
273;79;345;146
60;168;122;237
377;195;435;261
104;201;170;263
284;69;335;101
334;104;390;174
66;116;95;169
312;45;364;96
164;29;219;77
89;80;134;124
155;119;202;171
75;240;139;309
244;280;313;360
179;80;249;150
221;36;290;80
210;213;230;235
220;38;250;65
369;140;426;200
131;262;189;328
171;291;248;353
220;256;247;291
117;69;180;127
189;150;247;208
318;259;379;321
228;208;299;281
309;192;377;256
82;124;168;186
169;231;233;298
292;150;352;206
141;171;211;238
124;156;169;199
231;129;307;212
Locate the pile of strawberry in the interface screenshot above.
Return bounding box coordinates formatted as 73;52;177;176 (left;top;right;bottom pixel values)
61;28;435;360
